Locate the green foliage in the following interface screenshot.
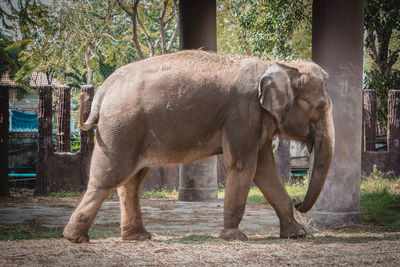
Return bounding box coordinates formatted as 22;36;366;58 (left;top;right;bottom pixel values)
0;0;50;95
364;0;400;127
70;133;81;153
364;66;400;128
140;187;178;199
64;65;87;90
0;33;20;76
227;0;312;60
216;1;245;55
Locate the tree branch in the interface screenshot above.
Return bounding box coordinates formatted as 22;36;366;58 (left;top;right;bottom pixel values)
115;0;133;17
166;0;178;52
365;29;378;62
136;14;155;56
159;0;169;54
91;1;115;46
387;45;400;71
118;0;144;59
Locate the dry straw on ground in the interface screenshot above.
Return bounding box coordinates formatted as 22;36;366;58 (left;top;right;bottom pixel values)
1;232;399;266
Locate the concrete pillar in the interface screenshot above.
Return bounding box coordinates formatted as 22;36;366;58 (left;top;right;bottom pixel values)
56;86;71;152
179;157;218;201
179;0;217;51
363;90;377;151
0;85;10;197
34;85;53;196
80;85;95;187
310;0;364;227
178;0;218;201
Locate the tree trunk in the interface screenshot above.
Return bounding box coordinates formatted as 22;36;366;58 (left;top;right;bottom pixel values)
56;86;71;152
35;85;53;196
0;85;10;197
363;90;376;151
85;46;93;85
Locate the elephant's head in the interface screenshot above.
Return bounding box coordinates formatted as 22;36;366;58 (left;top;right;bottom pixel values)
258;62;335;213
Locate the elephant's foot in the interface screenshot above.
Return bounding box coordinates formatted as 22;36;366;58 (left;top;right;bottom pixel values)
63;223;90;243
220;228;248;241
280;222;306;239
121;228;152;241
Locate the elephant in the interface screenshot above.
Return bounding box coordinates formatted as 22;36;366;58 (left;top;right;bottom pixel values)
63;50;334;243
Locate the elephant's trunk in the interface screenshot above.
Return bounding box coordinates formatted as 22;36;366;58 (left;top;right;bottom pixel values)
295;111;335;213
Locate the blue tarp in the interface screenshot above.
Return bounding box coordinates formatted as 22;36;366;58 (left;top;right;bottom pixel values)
10;110;38;132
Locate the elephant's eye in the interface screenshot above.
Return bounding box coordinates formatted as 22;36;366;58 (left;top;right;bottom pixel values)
316;99;328;111
317;103;328;112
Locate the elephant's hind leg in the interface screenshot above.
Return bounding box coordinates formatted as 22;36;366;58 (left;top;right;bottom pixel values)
63;143;142;243
118;168;151;241
63;185;113;243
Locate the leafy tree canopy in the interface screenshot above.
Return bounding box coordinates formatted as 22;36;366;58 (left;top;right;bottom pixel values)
219;0;312;60
364;0;400;128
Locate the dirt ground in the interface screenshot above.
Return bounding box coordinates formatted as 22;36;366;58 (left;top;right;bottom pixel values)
0;197;399;266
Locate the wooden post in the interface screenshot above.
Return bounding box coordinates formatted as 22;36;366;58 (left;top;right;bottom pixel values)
387;90;400;151
363;90;376;151
0;85;10;197
274;135;290;182
80;85;95;186
34;85;53;196
56;86;71;152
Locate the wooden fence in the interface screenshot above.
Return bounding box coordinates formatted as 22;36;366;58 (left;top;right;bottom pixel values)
362;90;400;176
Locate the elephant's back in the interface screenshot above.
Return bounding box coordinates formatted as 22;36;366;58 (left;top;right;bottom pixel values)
96;50;267;125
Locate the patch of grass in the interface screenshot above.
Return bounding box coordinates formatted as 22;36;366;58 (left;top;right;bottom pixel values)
49;190;83;198
140;188;178;199
0;223;122;241
167;234;219;244
89;223;121;239
360;173;400;230
0;225;63;240
218;183;307;204
247;187;267;203
285;182;307;203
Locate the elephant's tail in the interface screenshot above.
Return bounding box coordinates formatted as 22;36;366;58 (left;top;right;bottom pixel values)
79;92;99;131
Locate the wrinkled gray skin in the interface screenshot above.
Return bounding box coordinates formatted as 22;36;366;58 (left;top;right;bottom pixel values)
63;50;335;243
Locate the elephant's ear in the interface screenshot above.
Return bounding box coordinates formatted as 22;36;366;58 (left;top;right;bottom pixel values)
258;63;298;124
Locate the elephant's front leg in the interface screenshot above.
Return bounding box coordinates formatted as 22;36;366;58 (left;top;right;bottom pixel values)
254;141;306;238
220;155;257;241
117;168;152;241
